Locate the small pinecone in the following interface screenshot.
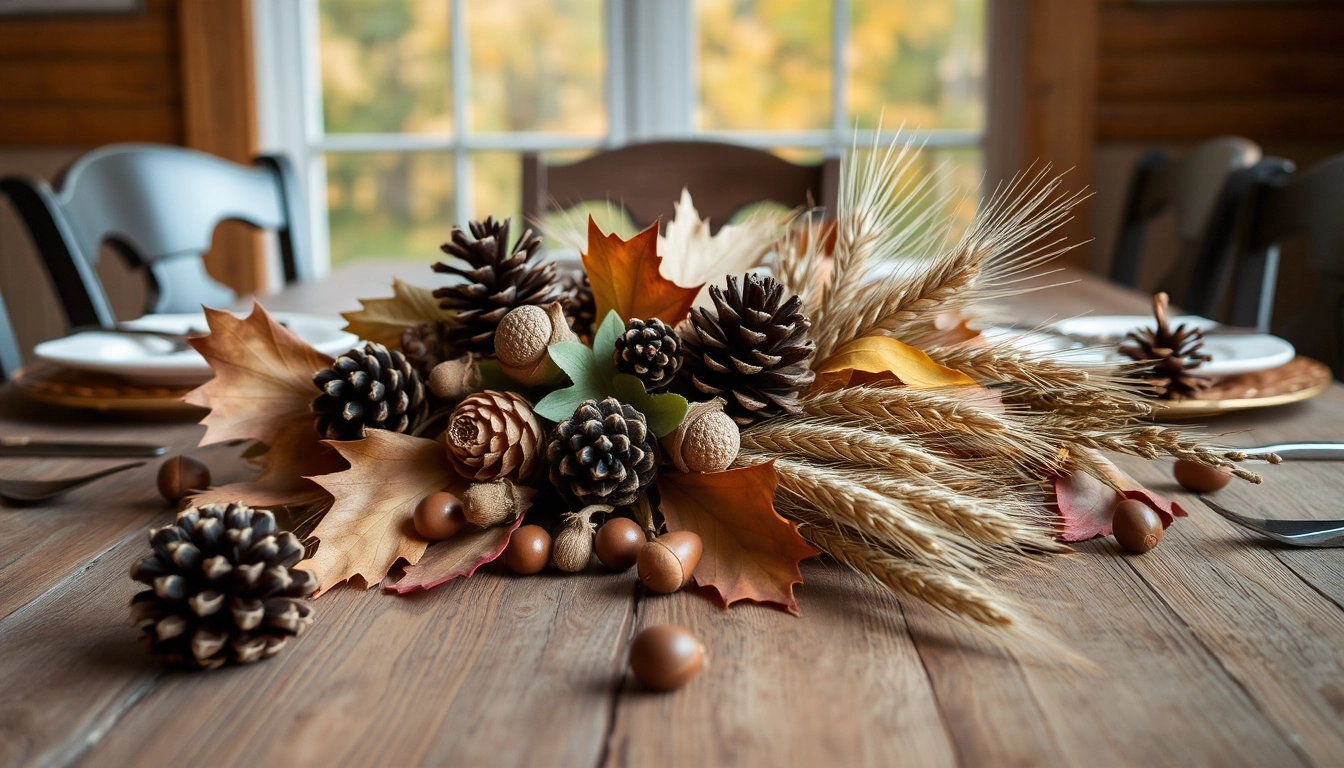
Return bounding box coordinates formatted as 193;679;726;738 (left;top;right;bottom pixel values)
614;318;682;391
433;217;564;356
399;321;452;377
312;342;427;440
560;271;596;338
547;397;658;509
1119;292;1212;399
129;503;317;669
680;274;816;426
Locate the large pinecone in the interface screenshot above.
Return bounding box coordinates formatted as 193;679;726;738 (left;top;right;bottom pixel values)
1119;292;1212;399
560;271;596;339
433;217;565;356
400;321;452;377
547;397;658;509
614;318;682;392
680;274;816;426
312;342;427;440
130;503;317;669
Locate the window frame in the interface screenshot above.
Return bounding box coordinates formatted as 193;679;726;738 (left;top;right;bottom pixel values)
252;0;985;273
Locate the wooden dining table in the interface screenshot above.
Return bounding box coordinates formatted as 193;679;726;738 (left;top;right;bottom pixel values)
3;262;1343;768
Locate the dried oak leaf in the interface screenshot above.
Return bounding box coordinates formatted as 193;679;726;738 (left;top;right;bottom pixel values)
658;188;777;307
1054;451;1187;541
658;461;819;615
184;303;340;508
386;515;524;594
341;278;454;348
299;431;459;595
813;335;976;392
582;217;701;325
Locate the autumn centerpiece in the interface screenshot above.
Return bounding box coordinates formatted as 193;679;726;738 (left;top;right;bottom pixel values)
155;144;1280;670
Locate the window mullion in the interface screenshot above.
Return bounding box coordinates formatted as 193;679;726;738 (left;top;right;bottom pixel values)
450;0;473;223
831;0;850;149
623;0;694;139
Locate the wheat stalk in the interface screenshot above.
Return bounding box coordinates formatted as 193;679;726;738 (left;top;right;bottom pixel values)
740;420;960;476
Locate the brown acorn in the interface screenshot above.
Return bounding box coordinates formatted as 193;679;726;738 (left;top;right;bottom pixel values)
637;531;703;593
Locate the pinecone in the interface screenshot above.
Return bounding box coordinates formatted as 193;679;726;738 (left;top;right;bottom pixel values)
614;318;682;392
547;397;658;509
442;390;544;483
680;274;816;426
312;342;427;441
1119;292;1213;399
129;503;317;669
400;321;452;377
433;217;564;356
560;271;596;339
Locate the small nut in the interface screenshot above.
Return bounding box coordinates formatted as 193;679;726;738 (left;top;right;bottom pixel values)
661;399;739;473
637;530;703;593
595;517;644;571
1112;499;1163;554
1173;460;1232;493
505;525;552;575
629;624;706;691
157;455;211;504
495;302;576;385
428;354;483;400
414;491;466;540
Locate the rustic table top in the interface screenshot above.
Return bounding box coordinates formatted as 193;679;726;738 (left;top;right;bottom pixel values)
3;264;1343;768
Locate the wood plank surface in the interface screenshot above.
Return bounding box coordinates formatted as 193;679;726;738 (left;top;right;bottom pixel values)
0;104;181;145
0;58;180;106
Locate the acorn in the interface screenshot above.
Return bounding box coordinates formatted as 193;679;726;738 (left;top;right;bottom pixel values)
595;517;645;571
660;398;740;474
462;478;537;528
637;531;703;593
629;624;706;691
552;504;613;572
427;354;483;401
505;524;552;575
1112;499;1163;554
494;302;576;385
157;455;211;504
1173;459;1232;493
413;491;466;540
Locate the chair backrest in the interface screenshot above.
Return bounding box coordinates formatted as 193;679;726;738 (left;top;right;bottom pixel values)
1109;137;1262;313
1229;153;1344;376
0;144;311;329
0;285;20;383
522;141;841;232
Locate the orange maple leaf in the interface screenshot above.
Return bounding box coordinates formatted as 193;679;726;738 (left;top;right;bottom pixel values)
657;462;819;615
299;431;461;595
581;217;701;324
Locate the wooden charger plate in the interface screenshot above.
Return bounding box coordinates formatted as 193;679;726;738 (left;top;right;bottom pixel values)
1151;356;1332;420
11;363;205;417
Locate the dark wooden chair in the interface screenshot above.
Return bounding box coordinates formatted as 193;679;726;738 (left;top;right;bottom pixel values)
0;286;20;383
0;144;312;330
522;141;841;232
1109;137;1262;316
1228;153;1344;377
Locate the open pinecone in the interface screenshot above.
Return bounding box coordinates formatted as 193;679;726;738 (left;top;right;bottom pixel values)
547;397;658;509
560;271;596;339
312;342;427;440
1119;292;1212;399
614;318;682;392
679;274;816;426
400;321;452;377
433;217;565;356
130;503;317;669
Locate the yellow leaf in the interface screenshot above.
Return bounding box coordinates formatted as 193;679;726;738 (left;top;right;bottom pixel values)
341;279;453;348
582;217;701;324
814;335;975;390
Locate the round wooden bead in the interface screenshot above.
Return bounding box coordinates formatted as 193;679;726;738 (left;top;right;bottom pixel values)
157;455;211;504
506;524;552;575
595;517;644;571
629;624;705;691
1112;499;1164;554
413;491;466;540
1173;460;1233;493
637;531;703;593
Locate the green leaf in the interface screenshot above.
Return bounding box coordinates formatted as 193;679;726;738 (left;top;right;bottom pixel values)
533;340;607;422
592;310;623;386
612;374;689;438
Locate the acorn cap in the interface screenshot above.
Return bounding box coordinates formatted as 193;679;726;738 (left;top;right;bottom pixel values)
660;398;740;473
462;478;537;528
495;302;575;385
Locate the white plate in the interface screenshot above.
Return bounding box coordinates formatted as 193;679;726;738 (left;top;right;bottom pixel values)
34;312;359;385
1047;315;1295;378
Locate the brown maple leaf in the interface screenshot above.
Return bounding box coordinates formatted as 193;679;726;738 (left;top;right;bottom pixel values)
582;217;701;324
386;516;523;594
299;431;461;595
657;462;819;615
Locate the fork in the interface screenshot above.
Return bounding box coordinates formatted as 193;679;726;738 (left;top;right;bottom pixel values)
1199;496;1344;547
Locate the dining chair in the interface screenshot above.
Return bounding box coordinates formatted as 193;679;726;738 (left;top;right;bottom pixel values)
1108;136;1262;315
521;141;841;232
0;144;312;330
1227;153;1344;377
0;286;20;383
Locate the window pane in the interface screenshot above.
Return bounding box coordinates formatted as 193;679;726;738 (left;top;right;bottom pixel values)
697;0;832;131
325;152;455;264
471;150;523;226
849;0;985;131
467;0;607;134
319;0;451;134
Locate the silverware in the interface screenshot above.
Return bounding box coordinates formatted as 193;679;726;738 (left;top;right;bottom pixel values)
1199;496;1344;547
65;324;206;353
0;438;168;458
1234;442;1344;461
0;461;146;503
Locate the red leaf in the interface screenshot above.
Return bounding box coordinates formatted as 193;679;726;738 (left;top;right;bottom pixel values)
1054;453;1187;541
657;462;819;615
386;516;524;594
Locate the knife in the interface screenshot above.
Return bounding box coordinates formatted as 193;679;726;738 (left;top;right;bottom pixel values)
0;438;168;458
1238;442;1344;461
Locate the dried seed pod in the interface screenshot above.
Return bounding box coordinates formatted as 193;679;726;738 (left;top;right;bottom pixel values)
552;504;613;572
629;624;705;691
660;398;740;473
427;354;483;401
442;390;544;482
157;455;211;504
637;531;703;593
494;302;576;385
461;478;537;528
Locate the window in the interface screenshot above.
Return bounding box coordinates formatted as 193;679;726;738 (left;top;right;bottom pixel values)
253;0;985;272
